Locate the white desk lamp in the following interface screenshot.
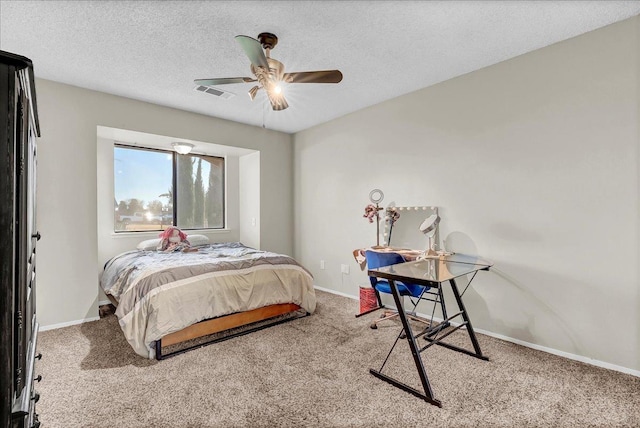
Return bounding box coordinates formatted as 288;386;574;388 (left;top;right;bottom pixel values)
419;214;440;257
419;213;455;259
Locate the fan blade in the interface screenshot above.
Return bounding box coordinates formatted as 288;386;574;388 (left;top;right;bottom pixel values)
194;77;256;86
282;70;343;84
235;35;269;69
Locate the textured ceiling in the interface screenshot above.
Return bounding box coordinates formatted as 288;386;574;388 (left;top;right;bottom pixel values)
1;1;639;134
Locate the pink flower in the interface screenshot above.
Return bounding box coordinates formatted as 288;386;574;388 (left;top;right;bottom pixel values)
363;204;380;223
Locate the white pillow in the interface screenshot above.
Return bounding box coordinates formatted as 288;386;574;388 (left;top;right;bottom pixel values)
136;234;210;251
187;234;210;246
136;238;161;251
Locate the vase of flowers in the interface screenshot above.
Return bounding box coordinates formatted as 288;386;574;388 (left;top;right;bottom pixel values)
385;206;400;245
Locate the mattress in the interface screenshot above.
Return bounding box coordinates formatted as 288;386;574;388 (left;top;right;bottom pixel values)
100;242;316;358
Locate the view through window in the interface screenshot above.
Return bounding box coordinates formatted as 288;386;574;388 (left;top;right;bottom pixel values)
114;145;225;232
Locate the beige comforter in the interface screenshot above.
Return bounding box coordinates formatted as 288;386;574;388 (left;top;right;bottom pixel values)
100;243;315;358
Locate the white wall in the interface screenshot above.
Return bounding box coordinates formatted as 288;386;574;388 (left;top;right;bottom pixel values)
294;17;640;372
35;79;292;328
239;151;261;249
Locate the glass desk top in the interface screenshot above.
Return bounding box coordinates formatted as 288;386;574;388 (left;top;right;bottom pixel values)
368;255;492;285
431;253;493;267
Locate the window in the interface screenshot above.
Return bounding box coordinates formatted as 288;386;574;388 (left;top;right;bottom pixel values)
114;145;225;232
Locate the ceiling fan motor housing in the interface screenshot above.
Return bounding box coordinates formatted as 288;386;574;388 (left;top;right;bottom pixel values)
267;58;285;80
258;32;278;50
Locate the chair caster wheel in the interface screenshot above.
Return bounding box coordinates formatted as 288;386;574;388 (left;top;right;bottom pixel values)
400;332;406;339
370;323;378;329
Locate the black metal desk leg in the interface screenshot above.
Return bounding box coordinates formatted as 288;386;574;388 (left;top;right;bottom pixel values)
370;279;441;407
449;278;487;360
438;286;450;328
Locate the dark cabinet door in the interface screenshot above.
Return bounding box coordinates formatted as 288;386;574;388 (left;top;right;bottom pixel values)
1;50;41;428
0;59;16;428
13;83;28;395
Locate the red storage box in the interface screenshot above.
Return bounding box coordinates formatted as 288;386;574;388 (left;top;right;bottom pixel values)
359;286;379;314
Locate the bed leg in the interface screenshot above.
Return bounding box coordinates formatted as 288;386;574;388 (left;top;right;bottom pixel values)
155;339;163;360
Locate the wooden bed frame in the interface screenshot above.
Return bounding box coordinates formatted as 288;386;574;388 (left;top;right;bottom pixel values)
105;294;306;359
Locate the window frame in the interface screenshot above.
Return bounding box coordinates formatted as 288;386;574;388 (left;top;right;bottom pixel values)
113;143;226;233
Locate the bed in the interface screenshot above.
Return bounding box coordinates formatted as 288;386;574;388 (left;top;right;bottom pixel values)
100;242;316;359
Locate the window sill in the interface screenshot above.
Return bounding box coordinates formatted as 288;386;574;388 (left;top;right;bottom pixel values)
109;229;231;238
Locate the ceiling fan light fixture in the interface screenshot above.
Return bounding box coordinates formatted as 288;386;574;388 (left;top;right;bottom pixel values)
268;93;289;111
172;142;194;155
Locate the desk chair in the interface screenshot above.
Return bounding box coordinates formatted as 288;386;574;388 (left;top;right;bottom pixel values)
365;250;448;331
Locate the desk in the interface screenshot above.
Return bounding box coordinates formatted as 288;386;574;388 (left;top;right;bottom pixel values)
367;254;492;407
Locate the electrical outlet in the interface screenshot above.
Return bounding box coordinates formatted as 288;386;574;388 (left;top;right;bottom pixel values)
341;264;350;274
251;217;256;226
320;260;325;270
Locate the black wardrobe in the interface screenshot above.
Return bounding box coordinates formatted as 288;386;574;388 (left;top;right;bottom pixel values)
0;50;42;428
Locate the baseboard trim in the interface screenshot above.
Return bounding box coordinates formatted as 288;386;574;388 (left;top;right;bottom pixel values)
314;285;359;300
39;316;100;332
471;327;640;378
41;301;113;331
316;286;640;378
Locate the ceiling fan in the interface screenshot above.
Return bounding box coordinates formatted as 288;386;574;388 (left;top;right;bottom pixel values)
194;32;343;111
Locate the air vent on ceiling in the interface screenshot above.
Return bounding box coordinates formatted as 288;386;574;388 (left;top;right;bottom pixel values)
194;85;235;99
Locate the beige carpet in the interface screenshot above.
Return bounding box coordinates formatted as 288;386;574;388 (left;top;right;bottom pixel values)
36;290;639;428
